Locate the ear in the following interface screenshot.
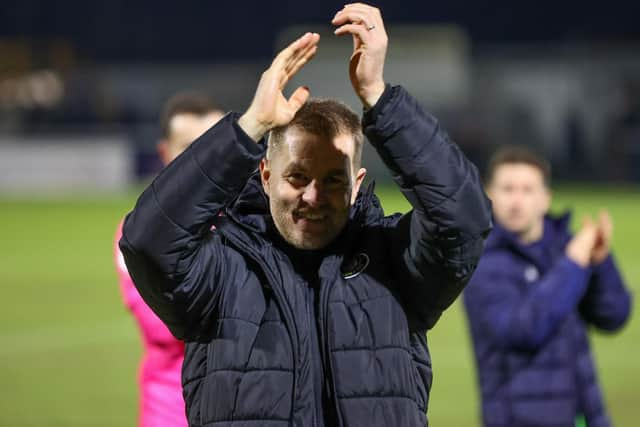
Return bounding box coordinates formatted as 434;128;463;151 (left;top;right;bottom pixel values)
350;167;367;204
260;158;271;196
485;183;495;202
542;187;552;214
156;141;170;166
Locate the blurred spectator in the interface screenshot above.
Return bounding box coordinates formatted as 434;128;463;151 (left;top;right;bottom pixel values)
113;92;223;427
464;146;632;427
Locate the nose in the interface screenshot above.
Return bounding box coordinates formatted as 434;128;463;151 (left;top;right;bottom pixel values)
301;181;325;207
509;191;525;210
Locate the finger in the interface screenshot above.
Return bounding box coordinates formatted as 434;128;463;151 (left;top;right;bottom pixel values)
340;4;384;27
286;33;319;71
343;3;382;17
585;220;599;240
342;3;381;15
581;215;594;228
578;227;596;242
344;2;381;9
599;210;613;237
272;32;317;70
284;33;319;63
578;216;598;243
277;34;319;88
286;86;311;115
332;10;374;30
284;42;318;77
282;45;318;86
352;32;362;52
334;23;370;42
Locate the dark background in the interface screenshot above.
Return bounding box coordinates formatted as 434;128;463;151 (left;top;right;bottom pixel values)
2;0;638;62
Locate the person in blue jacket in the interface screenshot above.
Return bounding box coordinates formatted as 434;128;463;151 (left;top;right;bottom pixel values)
119;4;492;426
464;146;632;427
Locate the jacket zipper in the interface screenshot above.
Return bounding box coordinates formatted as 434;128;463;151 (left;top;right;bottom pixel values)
318;257;343;426
306;283;319;427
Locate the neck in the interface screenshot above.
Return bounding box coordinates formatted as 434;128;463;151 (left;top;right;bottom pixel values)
516;219;544;244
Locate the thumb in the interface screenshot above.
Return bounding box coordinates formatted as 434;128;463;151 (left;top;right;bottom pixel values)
287;86;310;115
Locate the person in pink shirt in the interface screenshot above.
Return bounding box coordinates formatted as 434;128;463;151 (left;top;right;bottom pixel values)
114;92;223;427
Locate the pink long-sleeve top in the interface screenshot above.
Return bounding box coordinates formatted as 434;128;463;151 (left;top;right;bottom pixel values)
114;220;187;427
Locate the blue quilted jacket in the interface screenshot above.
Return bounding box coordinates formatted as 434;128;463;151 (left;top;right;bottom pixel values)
464;215;632;427
120;85;492;426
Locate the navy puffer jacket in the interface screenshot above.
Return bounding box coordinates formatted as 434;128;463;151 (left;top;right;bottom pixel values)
120;85;492;426
464;215;632;427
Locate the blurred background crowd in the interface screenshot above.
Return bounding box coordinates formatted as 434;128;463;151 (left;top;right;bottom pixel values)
1;0;640;192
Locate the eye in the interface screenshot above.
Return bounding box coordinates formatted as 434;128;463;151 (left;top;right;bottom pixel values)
286;173;309;187
499;184;513;193
325;175;348;188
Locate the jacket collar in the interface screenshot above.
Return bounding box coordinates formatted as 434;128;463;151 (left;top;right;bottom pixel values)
486;212;572;262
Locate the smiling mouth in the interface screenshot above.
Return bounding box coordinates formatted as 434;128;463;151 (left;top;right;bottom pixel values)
293;211;328;223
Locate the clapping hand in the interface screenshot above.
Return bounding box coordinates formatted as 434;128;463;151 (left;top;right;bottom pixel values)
332;3;387;109
239;32;320;141
566;211;614;267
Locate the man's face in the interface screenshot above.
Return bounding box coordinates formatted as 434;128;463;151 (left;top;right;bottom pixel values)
260;128;366;250
158;111;224;165
488;163;550;241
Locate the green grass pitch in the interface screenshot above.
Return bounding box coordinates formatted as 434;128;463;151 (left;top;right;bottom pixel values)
1;184;637;426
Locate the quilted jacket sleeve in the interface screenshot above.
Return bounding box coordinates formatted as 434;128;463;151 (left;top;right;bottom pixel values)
119;113;265;341
579;255;632;331
464;253;592;351
114;220;181;345
363;85;493;329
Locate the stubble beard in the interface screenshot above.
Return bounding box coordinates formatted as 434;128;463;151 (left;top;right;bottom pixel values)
271;201;348;250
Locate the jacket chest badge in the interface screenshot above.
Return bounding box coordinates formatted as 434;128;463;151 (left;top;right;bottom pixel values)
524;265;539;283
341;253;370;279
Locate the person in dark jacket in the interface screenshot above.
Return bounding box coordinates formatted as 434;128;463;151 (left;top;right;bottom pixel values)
120;4;492;426
464;146;632;427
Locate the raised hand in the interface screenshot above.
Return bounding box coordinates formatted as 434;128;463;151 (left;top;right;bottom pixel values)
566;216;599;268
591;210;613;265
239;32;320;141
332;3;387;109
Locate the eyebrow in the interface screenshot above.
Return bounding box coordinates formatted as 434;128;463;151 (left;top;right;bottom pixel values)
282;163;307;175
282;164;348;178
326;169;349;178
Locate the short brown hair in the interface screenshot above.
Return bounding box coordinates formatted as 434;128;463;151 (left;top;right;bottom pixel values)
159;92;221;139
268;98;364;170
486;146;551;186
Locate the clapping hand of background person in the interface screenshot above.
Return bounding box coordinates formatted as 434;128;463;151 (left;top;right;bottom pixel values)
566;216;598;267
566;212;614;268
